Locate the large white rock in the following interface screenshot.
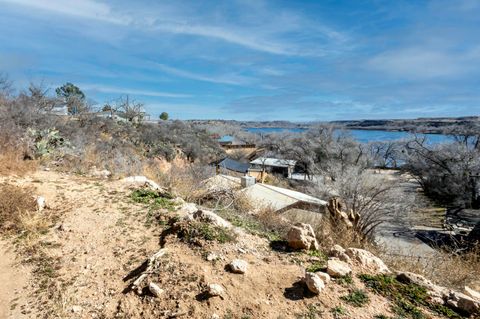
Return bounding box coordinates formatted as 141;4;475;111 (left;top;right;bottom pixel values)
464;286;480;302
36;196;46;212
346;248;390;273
193;210;232;229
228;259;248;274
177;203;198;218
329;245;351;263
149;282;164;298
327;259;352;278
207;284;224;297
396;272;448;300
286;223;319;250
316;272;331;284
89;166;111;179
303;272;325;294
447;291;480;315
122;176;162;191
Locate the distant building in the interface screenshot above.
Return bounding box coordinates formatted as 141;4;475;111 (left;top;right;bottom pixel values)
212;157;250;174
250;157;296;178
49;105;68;116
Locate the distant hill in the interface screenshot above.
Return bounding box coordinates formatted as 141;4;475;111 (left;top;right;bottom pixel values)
188;116;480;134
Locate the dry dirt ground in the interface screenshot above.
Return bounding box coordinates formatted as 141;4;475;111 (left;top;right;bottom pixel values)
0;170;449;319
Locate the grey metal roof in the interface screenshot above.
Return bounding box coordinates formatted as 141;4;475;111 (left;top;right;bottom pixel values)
217;158;250;173
250;157;296;168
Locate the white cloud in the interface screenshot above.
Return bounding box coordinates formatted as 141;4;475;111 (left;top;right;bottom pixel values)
153;63;253;86
0;0;130;24
367;48;475;79
80;84;191;98
0;0;347;56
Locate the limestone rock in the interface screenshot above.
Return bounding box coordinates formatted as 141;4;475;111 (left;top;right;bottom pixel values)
327;259;352;278
36;196;46;212
71;305;83;313
447;291;480;315
396;272;448;300
346;248;390;273
329;245;351;263
90;166;111;179
207;284;224;297
464;286;480;302
193;210;232;229
149;282;164;298
286;223;319;250
206;252;218;261
177;203;198;218
316;272;331;284
303;272;325;294
228;259;247;274
122;176;162;191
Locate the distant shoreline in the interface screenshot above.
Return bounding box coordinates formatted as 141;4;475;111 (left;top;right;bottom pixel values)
188;116;479;135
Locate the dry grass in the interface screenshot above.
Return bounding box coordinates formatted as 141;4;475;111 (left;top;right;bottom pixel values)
0;183;37;233
155;164;214;202
0;150;37;176
283;210;374;252
382;248;480;291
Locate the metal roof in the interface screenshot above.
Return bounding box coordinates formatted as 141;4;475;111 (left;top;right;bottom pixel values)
241;183;326;211
217;158;250;173
205;175;326;212
250;157;296;168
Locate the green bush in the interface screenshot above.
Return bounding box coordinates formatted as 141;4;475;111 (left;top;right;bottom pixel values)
179;221;236;244
341;289;370;307
359;274;465;319
130;189;175;211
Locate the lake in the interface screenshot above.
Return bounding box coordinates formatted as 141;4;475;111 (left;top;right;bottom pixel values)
245;127;451;144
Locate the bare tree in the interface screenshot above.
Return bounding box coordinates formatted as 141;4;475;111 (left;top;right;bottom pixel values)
114;95;145;123
405;134;480;208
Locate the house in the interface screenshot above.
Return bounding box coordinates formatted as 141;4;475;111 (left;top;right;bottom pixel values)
203;174;326;214
49;105;69;116
212;157;250;174
218;135;234;146
250;157;297;178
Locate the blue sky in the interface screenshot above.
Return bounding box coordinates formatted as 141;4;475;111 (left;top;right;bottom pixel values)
0;0;479;121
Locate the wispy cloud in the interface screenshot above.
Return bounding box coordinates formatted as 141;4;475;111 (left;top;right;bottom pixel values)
1;0;130;25
80;84;191;98
153;63;253;86
0;0;348;56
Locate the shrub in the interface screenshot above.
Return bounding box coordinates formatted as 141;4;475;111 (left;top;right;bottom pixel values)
341;289;370;307
359;274;464;319
178;221;236;244
130;189;175;211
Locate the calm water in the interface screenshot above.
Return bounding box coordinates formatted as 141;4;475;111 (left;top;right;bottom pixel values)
245;127;451;144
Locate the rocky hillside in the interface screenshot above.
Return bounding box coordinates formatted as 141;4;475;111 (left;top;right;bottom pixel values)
0;170;479;319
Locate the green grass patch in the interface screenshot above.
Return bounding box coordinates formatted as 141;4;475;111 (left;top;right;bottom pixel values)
359;274;465;319
130;189;176;211
330;306;347;318
296;304;322;319
336;274;353;286
306;261;325;273
341;289;370;307
179;221;236;244
305;250;328;273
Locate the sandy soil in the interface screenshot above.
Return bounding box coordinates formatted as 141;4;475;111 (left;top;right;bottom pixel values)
0;241;30;319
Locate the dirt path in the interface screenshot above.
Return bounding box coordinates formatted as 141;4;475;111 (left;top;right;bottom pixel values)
0;171;161;318
0;241;29;319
